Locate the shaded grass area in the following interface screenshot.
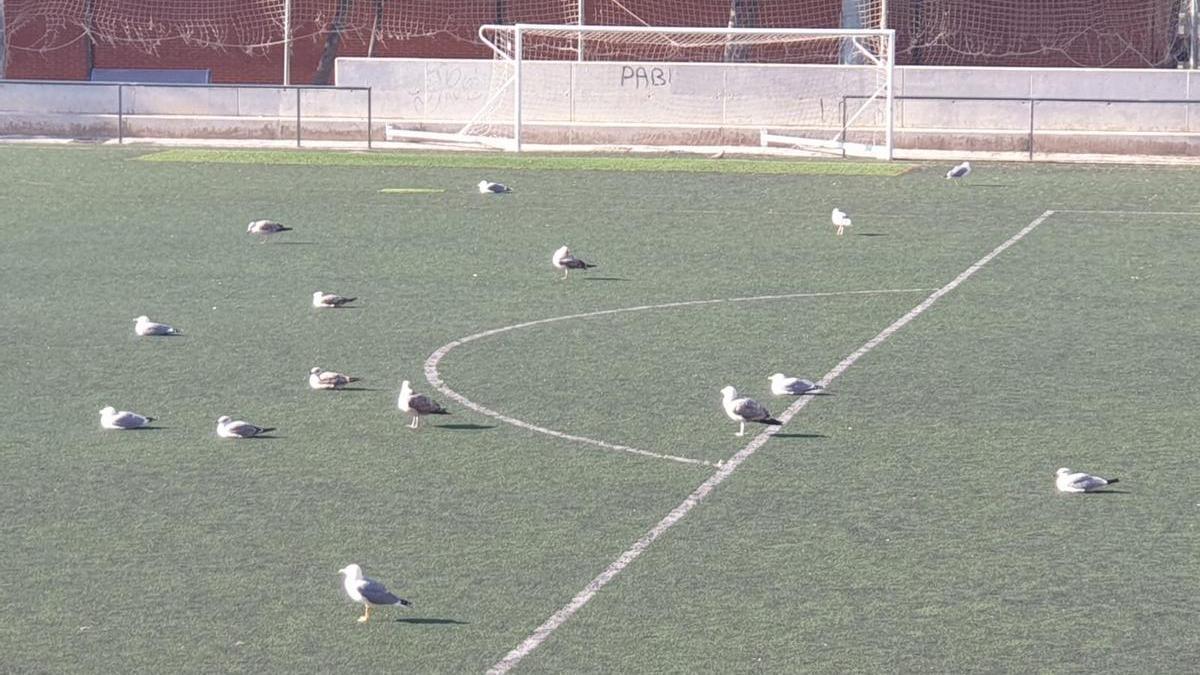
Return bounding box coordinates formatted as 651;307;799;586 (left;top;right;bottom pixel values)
1;145;1197;672
136;147;915;176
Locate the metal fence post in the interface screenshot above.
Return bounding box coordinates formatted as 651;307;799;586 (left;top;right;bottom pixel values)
840;97;847;159
296;87;301;148
1028;98;1034;161
367;87;373;149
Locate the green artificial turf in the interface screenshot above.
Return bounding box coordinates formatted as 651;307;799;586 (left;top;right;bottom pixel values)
1;145;1197;673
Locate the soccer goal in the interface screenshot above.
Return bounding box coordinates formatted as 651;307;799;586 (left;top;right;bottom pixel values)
387;24;895;159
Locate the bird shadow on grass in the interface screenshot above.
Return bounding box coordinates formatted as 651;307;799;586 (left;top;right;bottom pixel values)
272;241;318;246
772;433;828;439
853;232;888;237
125;426;167;431
395;617;470;625
332;386;382;392
583;276;629;282
965;184;1013;189
435;423;497;431
1085;489;1133;495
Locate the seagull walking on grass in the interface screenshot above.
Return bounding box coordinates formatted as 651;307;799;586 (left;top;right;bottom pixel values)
398;380;449;429
100;406;154;430
216;415;275;438
309;367;360;390
720;386;782;437
946;161;971;183
339;564;411;623
134;315;179;336
1055;467;1119;493
478;180;511;194
831;208;852;236
247;219;292;240
551;245;596;280
768;373;823;396
312;291;356;308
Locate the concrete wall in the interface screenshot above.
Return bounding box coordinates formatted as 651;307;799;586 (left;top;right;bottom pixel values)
5;60;1200;156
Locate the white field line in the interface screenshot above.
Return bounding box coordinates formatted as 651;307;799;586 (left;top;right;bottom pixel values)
424;288;932;468
485;210;1056;675
1055;209;1200;216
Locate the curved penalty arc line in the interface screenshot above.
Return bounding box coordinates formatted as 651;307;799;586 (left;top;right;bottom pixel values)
423;287;933;468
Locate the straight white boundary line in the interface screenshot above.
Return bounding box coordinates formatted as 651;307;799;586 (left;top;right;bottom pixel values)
485;210;1056;674
424;288;932;468
1056;209;1200;216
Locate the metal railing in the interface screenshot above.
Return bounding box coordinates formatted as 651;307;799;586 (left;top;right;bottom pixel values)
842;94;1200;159
0;80;373;148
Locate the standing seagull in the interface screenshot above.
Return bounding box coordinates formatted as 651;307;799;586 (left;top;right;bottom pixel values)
1055;467;1119;493
215;415;275;438
312;291;356;308
831;208;852;236
99;406;154;430
768;373;823;396
398;380;449;429
478;180;511;194
247;219;292;241
720;386;783;437
309;367;360;390
946;161;971;183
134;315;179;336
551;245;597;280
339;564;411;623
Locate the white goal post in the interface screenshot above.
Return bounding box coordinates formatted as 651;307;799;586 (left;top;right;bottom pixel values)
387;23;895;159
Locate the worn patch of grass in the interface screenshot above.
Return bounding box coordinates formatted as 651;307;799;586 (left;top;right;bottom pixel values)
135;147;914;176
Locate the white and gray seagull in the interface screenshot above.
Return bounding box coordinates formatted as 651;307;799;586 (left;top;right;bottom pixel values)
768;373;823;396
312;291;356;308
1055;467;1119;493
247;219;292;240
551;245;597;280
99;406;154;430
478;180;511;194
831;208;852;236
134;315;179;336
398;380;450;429
946;161;971;183
309;367;360;390
216;415;275;438
339;563;411;623
720;385;783;437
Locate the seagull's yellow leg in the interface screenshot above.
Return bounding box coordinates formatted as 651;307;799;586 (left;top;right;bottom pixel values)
736;422;746;437
358;605;371;623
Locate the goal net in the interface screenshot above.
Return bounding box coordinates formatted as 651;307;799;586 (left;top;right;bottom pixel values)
4;1;1176;69
387;24;895;159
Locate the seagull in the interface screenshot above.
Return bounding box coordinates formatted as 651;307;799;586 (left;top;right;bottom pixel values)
720;386;782;436
247;219;292;240
134;315;179;336
1055;467;1119;493
309;367;360;390
398;380;449;429
946;161;971;182
216;415;275;438
831;208;852;236
768;373;823;396
551;245;597;280
339;564;411;623
478;180;511;194
312;291;356;308
99;406;154;430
